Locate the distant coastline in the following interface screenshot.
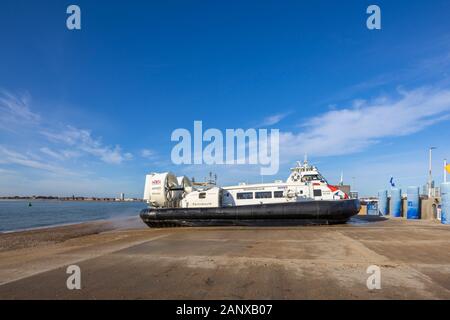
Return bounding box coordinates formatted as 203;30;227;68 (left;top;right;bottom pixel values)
0;196;144;202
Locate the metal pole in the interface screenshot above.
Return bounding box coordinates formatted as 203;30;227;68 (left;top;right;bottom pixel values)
445;158;448;184
428;147;436;197
429;148;432;197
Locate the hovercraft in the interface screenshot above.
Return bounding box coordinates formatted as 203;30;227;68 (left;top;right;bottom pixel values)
140;159;360;227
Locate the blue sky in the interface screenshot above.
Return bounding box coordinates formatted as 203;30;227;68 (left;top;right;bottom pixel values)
1;0;450;197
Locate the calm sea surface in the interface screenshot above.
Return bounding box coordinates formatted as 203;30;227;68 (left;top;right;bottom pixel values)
0;200;147;232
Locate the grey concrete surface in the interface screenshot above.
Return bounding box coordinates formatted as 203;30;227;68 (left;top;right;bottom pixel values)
0;216;449;299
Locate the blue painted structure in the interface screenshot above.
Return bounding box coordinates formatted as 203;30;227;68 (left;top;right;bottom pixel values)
390;188;402;217
367;201;378;215
378;190;388;216
406;186;420;219
440;182;450;225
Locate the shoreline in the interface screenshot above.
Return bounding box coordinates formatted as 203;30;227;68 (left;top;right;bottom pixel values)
0;199;143;202
0;216;145;252
0;199;144;202
0;215;142;234
1;220;109;234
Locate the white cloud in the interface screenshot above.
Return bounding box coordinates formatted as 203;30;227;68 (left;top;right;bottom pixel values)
0;146;75;175
124;152;133;160
0;168;16;174
140;149;155;159
61;149;82;159
0;90;40;131
39;147;66;161
41;126;132;164
40;147;81;161
279;87;450;159
260;112;291;126
0;90;132;166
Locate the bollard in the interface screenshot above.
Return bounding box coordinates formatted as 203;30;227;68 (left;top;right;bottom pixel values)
377;190;388;216
390;188;402;217
406;186;420;219
441;182;450;224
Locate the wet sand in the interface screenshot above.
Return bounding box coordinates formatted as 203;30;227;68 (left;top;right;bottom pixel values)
0;217;144;252
0;216;449;299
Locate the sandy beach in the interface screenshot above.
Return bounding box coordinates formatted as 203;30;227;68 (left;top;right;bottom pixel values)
0;216;449;299
0;217;145;252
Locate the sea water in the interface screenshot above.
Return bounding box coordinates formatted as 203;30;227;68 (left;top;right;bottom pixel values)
0;200;147;232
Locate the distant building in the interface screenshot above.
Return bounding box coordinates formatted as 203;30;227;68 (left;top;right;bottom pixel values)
349;191;359;199
337;185;351;196
336;185;358;198
120;193;125;201
422;184;440;197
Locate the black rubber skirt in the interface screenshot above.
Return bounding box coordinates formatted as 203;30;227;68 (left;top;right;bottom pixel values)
139;199;361;227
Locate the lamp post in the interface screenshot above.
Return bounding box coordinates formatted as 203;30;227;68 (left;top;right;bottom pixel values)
445;158;448;184
428;147;436;197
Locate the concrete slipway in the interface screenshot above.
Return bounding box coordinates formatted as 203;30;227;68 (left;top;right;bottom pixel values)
0;216;449;299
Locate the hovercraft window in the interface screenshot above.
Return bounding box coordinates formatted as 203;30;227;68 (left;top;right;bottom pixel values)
274;191;284;198
302;174;327;182
199;192;206;199
313;189;322;197
237;192;253;199
255;191;272;199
